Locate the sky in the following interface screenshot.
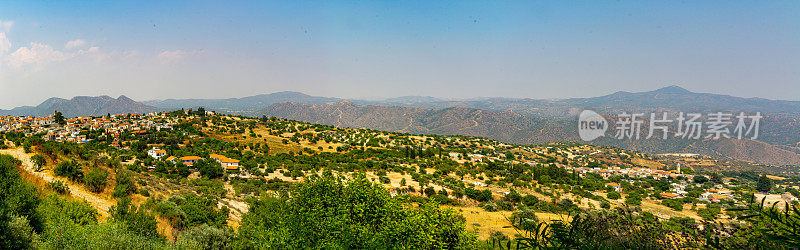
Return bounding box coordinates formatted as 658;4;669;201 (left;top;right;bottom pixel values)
0;1;798;108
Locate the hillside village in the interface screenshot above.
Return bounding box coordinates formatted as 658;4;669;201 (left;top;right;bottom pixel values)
1;109;799;248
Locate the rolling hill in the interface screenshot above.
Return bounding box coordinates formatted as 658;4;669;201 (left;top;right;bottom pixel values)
143;91;341;115
0;95;157;118
3;86;799;165
260;100;800;166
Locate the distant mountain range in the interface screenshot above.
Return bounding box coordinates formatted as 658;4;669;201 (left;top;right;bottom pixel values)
142;91;342;115
0;95;157;117
3;86;800;166
259;100;800;166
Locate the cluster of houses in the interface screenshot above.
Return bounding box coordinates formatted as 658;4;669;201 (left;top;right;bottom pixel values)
448;152;542;166
0;112;174;146
660;186;734;203
603;181;736;203
147;147;248;178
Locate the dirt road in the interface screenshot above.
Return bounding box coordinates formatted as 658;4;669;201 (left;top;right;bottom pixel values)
0;148;115;218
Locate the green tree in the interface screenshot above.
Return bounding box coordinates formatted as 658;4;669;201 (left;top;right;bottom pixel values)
196;159;224;179
625;192;642;206
53;110;66;125
236;172;477;248
31;154;47;172
84;168;108;193
757;175;772;193
694;175;709;184
54;160;83;182
522;195;539;206
177;224;232;249
109;197;160;239
661;199;683;211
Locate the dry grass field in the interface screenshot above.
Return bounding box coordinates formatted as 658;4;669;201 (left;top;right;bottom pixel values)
451;205;567;240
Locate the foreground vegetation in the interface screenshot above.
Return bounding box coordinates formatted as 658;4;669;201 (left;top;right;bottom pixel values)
2;110;800;249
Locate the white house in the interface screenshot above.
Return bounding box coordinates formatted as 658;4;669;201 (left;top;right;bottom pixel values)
147;147;167;159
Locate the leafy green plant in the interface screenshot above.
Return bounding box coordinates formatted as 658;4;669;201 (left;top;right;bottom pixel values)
32;154;47;172
84;168;109;193
54;160;83;182
46;180;70;195
723;197;800;248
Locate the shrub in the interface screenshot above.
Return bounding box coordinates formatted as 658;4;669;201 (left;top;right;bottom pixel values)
112;171;137;198
465;187;493;202
32;154;47;172
504;189;522;203
430;194;458;206
625;192;642;206
496;200;516;211
482;201;498;212
606;191;621;200
661;199;683;211
522;194;539;206
109;197;160;239
424;186;437;197
54;160;83;182
513;207;674;249
84;168;109;193
47;180;70;195
178;224;233;249
511;205;539;231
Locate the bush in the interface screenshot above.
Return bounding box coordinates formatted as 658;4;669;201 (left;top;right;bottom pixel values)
424;186;437;197
112;171;137;198
607;191;621;200
84;168;109;193
155;199;187;229
54;160;83;182
511;205;538;231
109;197;160;239
661;199;683;211
465;187;493;202
178;224;233;249
504;189;522;203
47;180;70;195
625;192;642;206
32;154;47;172
512;206;674;249
430;194;459;206
481;201;498;212
522;194;539;206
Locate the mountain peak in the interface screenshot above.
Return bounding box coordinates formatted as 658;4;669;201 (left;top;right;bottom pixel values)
652;85;691;94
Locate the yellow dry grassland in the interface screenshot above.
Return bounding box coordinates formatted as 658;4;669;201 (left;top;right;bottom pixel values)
451;205;567;240
632;157;666;169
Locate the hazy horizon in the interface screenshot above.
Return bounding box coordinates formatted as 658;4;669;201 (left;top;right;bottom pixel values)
1;1;798;108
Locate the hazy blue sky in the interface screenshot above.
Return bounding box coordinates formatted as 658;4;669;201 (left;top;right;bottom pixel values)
1;1;798;108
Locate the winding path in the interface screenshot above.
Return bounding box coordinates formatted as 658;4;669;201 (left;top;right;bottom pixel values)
0;148;114;218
